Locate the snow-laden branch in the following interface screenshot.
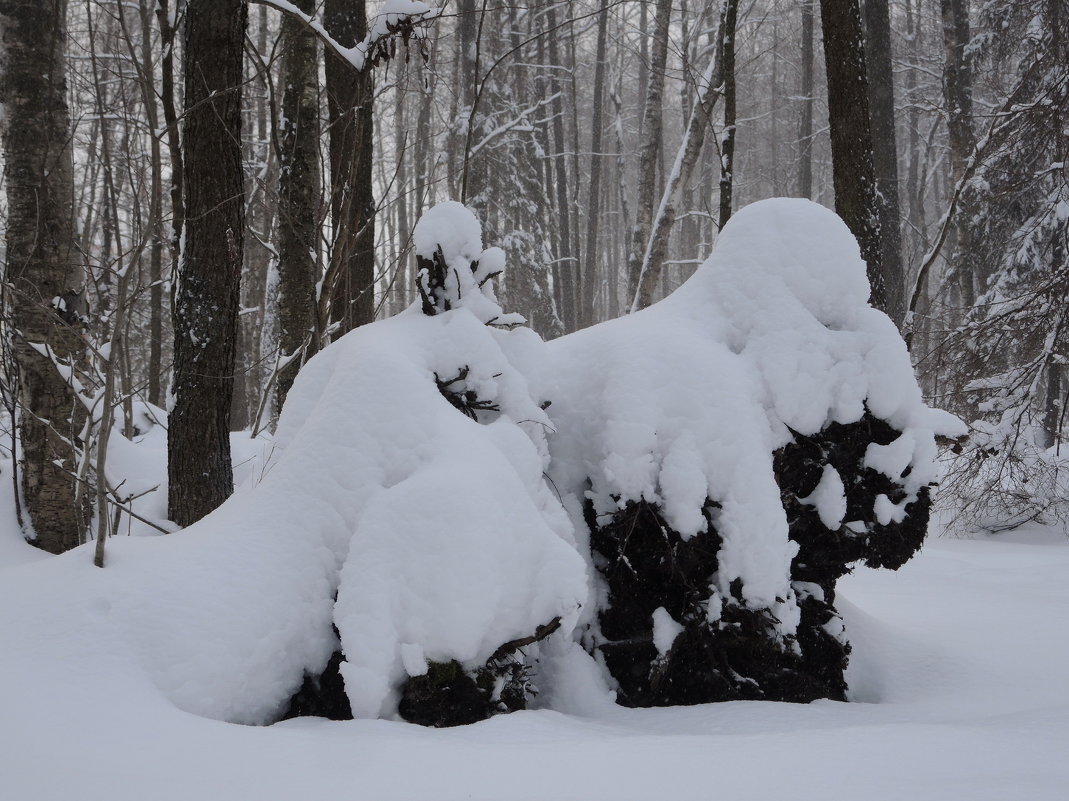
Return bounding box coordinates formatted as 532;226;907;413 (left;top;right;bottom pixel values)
904;56;1049;343
252;0;440;72
466;93;560;160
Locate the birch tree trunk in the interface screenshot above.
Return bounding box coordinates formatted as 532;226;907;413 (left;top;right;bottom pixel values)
545;2;576;332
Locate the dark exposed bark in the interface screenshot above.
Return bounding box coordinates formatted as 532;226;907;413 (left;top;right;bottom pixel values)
590;411;929;707
325;0;375;338
717;0;739;230
0;0;91;553
168;0;247;527
864;0;905;325
941;0;976;308
275;0;321;413
819;0;887;312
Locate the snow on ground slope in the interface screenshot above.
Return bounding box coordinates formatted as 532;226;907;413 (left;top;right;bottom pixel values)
1;522;1066;800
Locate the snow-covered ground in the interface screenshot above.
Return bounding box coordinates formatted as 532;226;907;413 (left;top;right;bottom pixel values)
3;199;1064;798
1;520;1066;800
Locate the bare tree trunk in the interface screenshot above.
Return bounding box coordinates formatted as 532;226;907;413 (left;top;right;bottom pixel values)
156;0;184;259
819;0;886;312
325;0;375;337
718;0;738;230
135;0;166;407
168;0;247;527
941;0;976;307
452;0;478;199
394;63;411;312
545;2;576;332
798;0;815;198
276;0;321;412
580;1;610;330
0;0;91;553
633;2;730;311
231;5;273;431
627;0;673;302
864;0;905;325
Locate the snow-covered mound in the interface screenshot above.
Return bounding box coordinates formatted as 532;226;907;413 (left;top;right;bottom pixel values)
545;198;962;622
0;204;587;726
538;198;964;704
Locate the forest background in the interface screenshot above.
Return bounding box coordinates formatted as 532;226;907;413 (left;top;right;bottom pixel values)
0;0;1066;553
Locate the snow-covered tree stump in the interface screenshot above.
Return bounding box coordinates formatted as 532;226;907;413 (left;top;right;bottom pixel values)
589;408;932;707
545;198;963;709
276;202;585;728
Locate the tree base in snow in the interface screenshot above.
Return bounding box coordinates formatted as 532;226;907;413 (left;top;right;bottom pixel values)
281;649;353;721
398;658;528;727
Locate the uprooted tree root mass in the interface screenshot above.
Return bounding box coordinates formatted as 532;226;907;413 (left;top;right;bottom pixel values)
589;411;929;707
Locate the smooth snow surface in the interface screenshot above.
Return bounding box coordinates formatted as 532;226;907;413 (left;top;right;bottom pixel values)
2;523;1066;800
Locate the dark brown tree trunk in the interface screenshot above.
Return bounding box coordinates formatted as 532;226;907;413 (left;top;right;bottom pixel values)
864;0;905;325
941;0;976;307
325;0;375;338
453;0;478;200
718;0;739;230
0;0;91;553
276;0;321;412
168;0;247;527
819;0;886;312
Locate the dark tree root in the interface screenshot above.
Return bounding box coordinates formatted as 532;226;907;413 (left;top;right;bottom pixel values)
588;410;929;707
281;639;352;721
399;616;561;727
280;620;561;728
434;365;501;421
